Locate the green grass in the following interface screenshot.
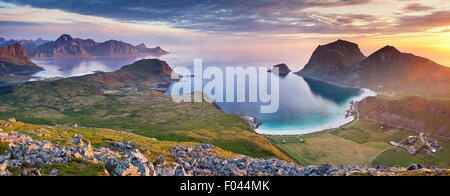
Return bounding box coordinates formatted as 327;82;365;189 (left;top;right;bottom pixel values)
269;119;449;168
0;142;8;154
40;159;105;176
0;120;240;168
332;128;369;144
0;78;293;162
371;149;425;167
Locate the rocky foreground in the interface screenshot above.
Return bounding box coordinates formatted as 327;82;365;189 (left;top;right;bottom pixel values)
0;120;448;176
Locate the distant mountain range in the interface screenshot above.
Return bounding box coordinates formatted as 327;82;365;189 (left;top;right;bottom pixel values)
24;34;169;58
0;43;43;76
296;40;450;95
0;38;51;53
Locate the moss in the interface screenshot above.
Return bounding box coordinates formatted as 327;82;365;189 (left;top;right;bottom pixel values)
0;142;8;154
40;159;104;176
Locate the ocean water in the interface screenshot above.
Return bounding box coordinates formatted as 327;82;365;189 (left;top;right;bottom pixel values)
29;55;365;135
166;64;363;134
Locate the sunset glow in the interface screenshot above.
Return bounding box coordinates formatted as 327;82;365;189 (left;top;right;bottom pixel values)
0;0;449;67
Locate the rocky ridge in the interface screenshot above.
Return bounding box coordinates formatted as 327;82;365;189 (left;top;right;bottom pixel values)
1;121;448;176
29;34;169;58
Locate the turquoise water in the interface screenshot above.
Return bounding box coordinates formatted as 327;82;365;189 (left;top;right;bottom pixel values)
167;64;362;133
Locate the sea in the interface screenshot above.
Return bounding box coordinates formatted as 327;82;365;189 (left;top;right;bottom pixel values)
26;54;374;135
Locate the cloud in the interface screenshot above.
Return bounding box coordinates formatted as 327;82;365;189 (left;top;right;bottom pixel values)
1;0;373;34
0;20;43;26
403;3;434;12
396;11;450;29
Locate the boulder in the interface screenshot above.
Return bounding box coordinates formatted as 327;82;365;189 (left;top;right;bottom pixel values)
20;168;41;176
407;164;423;171
0;161;7;171
50;169;58;176
71;134;84;146
154;154;167;166
175;165;189;176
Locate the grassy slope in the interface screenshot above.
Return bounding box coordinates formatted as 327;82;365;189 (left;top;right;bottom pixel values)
1;119;238;176
358;96;450;138
0;60;293;161
270;120;449;168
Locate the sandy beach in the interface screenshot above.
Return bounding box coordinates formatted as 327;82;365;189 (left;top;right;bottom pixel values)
255;88;377;135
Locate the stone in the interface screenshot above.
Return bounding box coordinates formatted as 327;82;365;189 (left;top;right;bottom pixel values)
175;165;189;176
21;168;41;176
112;141;135;151
128;149;148;163
0;161;7;171
104;158;118;175
71;134;84;146
115;160;141;176
318;164;333;175
7;118;16;123
50;169;58;176
154;154;166;166
407;164;423;171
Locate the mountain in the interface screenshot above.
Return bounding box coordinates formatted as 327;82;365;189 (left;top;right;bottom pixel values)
0;38;51;53
296;40;450;96
74;59;174;88
29;34;169;58
136;43;169;55
297;39;366;82
29;34;90;58
353;46;450;90
88;40;140;57
0;43;44;76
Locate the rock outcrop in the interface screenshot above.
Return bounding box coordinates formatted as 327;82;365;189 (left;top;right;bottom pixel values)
0;43;43;76
1;121;448;176
268;63;291;75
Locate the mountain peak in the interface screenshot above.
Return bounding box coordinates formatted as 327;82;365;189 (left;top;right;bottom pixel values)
377;45;401;54
298;39;366;79
365;45;403;62
137;43;147;48
321;39;360;49
56;34;74;42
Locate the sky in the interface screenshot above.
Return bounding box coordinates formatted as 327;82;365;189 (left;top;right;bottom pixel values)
0;0;449;70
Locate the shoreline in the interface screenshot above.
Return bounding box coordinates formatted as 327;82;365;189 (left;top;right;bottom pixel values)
254;88;377;136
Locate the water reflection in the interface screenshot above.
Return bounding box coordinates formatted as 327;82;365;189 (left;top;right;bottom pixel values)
31;56;150;78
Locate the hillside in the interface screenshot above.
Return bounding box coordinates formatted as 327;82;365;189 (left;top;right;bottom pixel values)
1;119;447;176
0;59;292;161
358;96;450;138
29;34;169;58
0;43;44;76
